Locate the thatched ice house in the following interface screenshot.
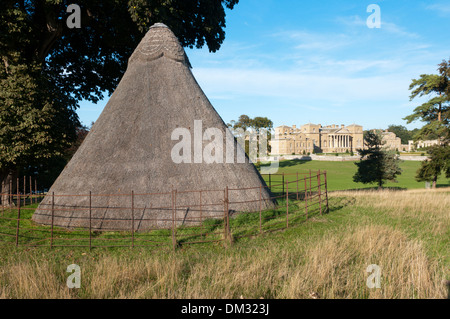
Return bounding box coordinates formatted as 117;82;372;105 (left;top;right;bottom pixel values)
32;23;274;231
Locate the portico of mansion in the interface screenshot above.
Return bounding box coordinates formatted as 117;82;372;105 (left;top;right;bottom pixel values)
271;123;364;155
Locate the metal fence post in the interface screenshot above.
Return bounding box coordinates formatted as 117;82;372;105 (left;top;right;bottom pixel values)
199;190;203;224
223;189;227;242
10;179;12;208
286;180;289;228
131;190;135;248
23;176;26;206
296;171;299;200
304;176;308;219
89;191;92;250
227;187;231;245
29;176;32;206
15;191;21;247
309;169;312;199
1;181;4;216
171;189;176;251
318;170;322;215
50;192;54;249
269;173;271;190
282;173;285;195
34;179;37;204
259;185;262;234
324;170;329;213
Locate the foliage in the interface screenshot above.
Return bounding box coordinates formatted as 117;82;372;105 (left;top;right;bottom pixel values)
405;58;450;188
404;58;450;142
353;131;402;189
230;114;273;156
0;0;239;194
415;145;450;187
387;124;415;144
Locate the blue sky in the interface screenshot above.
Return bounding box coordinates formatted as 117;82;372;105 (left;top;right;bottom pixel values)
77;0;450;131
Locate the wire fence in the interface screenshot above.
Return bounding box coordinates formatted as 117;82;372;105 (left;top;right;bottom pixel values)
0;170;329;250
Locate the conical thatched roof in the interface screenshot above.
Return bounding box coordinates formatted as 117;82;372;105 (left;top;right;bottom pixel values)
32;23;274;231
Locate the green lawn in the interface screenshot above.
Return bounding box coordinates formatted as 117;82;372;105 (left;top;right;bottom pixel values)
261;160;450;191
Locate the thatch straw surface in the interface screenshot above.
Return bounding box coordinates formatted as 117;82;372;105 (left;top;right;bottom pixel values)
32;23;274;230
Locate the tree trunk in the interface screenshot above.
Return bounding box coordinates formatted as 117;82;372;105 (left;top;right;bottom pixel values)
0;169;17;207
432;175;437;189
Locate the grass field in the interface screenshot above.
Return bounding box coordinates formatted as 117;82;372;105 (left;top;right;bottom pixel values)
261;159;450;191
0;160;448;299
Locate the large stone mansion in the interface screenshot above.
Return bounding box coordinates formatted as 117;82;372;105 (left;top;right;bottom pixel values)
271;123;406;155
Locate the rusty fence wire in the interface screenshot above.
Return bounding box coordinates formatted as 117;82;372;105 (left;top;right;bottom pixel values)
0;171;329;250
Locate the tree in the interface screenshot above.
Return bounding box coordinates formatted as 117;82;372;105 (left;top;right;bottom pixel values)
415;145;450;188
230;115;273;157
0;1;239;205
387;124;414;144
404;58;450;188
353;131;402;189
404;59;450;142
19;123;91;191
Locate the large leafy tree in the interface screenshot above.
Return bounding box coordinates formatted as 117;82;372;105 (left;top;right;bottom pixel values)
404;59;450;142
404;58;450;188
0;0;239;205
229;114;273;158
415;145;450;188
386;124;415;145
353;131;402;189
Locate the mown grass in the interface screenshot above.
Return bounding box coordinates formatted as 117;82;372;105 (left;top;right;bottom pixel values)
260;159;450;191
0;187;448;299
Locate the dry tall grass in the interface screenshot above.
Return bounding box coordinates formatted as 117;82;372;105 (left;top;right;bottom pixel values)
1;188;448;299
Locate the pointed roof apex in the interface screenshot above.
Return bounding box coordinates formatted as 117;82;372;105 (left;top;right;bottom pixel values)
128;22;191;67
150;22;169;29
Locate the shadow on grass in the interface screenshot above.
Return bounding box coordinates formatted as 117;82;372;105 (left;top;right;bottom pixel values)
260;159;309;169
327;196;356;214
329;186;408;193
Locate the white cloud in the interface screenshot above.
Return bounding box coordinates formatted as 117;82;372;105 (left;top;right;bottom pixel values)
426;3;450;14
272;30;353;52
336;15;419;38
192;67;410;104
381;22;420;39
